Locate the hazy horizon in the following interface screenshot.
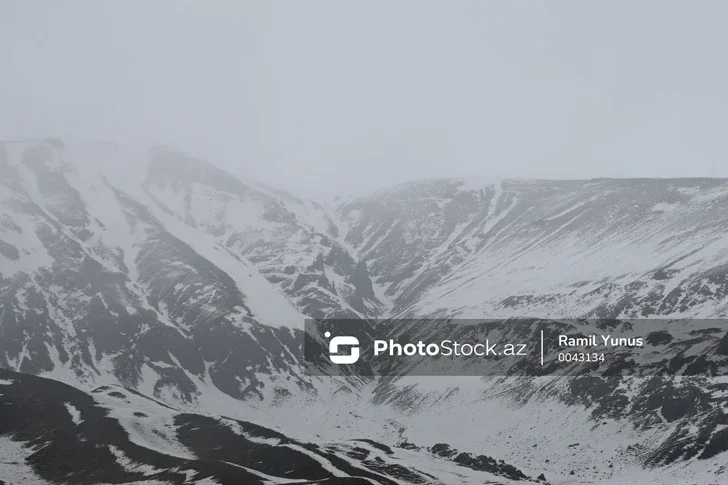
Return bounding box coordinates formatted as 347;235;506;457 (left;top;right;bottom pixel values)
3;1;728;199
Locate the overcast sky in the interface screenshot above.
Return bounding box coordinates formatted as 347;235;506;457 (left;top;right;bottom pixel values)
2;1;727;198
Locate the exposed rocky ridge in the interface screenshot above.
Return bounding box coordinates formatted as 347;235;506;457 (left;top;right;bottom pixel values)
398;441;533;483
0;139;373;406
144;148;384;319
339;177;728;319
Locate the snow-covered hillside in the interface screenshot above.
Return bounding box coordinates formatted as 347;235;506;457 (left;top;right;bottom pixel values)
1;369;538;485
2;138;728;484
339;177;728;319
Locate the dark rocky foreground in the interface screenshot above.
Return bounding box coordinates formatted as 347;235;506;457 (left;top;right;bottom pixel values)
0;369;535;485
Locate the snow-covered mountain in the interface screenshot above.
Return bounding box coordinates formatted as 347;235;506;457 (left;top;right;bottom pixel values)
339;177;728;319
0;139;380;397
2;138;728;484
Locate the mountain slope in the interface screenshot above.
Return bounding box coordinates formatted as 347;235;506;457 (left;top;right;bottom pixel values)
3;139;728;484
338;177;728;318
0;139;377;407
334;177;728;483
143;148;385;319
1;369;538;485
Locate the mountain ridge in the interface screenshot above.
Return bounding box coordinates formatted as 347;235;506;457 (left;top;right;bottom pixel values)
3;138;728;483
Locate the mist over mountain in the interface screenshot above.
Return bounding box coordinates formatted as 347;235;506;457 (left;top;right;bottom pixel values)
2;139;728;484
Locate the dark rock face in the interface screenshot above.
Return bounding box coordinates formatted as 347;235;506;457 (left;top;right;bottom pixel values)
0;369;265;485
646;330;674;345
0;369;493;485
716;331;728;356
0;238;19;260
426;442;530;481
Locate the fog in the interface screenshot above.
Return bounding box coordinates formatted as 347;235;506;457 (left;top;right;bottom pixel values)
2;1;727;198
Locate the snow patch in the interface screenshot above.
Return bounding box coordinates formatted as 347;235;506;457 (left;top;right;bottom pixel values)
64;403;83;425
0;436;54;484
